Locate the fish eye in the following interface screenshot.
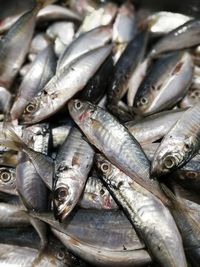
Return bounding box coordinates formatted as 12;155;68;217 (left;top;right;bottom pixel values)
56;250;65;260
55;187;69;201
101;163;110;173
74;100;83;110
140;97;148;105
0;170;11;182
163;156;175;169
25;102;37;114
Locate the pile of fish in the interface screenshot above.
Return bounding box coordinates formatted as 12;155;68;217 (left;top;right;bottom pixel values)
0;0;200;266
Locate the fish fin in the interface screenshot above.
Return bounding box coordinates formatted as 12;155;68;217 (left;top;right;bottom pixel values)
0;123;27;152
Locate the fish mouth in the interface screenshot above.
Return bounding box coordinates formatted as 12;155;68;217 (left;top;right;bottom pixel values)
53;202;72;223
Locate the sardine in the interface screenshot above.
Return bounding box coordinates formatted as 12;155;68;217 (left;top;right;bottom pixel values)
108;30;148;105
133;52;193;115
112;1;136;43
29;33;52;55
151;103;200;176
147;11;192;36
11;44;56;120
68;99;169;204
149;19;200;58
96;154;187;267
125;108;186;144
53;127;94;221
57;25;112;70
20;45;112;124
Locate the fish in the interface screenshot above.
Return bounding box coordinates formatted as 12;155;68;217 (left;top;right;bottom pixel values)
149;19;200;58
125;108;187;144
0;125;54;189
53;127;94;221
165;184;200;267
19;45;112;124
78;55;114;104
112;1;136;43
151;102;200;177
79;172;118;209
96;154;187;267
37;4;82;23
11;44;56;120
108;30;148;105
29;33;52;55
133;51;193;115
147;11;192;36
77;2;117;35
68;99;169;204
0;0;46;90
46;22;75;57
57;25;112;71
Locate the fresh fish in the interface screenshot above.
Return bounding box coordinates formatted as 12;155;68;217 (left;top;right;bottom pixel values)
149;19;200;58
19;63;32;77
0;166;17;195
29;33;52;55
0;125;54;189
53;127;94;221
79;56;113;104
133;52;193;115
151;103;200;176
37;4;82;23
0;2;42;89
20;45;112;124
53;229;151;267
57;25;112;70
0;243;78;267
0;202;29;227
168;184;200;267
112;43;127;64
147;12;192;36
127;58;149;107
16;123;50;212
68;99;169;204
46;22;75;57
112;1;136;43
11;44;56;120
108;30;148;105
77;3;117;35
125;108;186;144
96;154;187;267
79;172;118;209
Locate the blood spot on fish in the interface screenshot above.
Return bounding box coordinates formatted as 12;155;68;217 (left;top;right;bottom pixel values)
172;62;183;75
78;111;90;121
104;195;112;209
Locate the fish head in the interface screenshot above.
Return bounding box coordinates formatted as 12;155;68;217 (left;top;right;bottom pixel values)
68;99;96;127
133;88;153;115
19;90;58;124
151;137;194;177
53;169;83;222
0;167;16;194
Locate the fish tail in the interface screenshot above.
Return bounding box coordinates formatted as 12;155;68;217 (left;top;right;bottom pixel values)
0;124;27;152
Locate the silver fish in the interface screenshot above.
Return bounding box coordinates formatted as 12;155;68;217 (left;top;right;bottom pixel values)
11;44;56;120
19;45;112;124
53;127;94;221
57;25;112;70
96;154;187;267
112;1;136;43
29;33;52;55
151;103;200;176
125;108;186;144
149;19;200;58
147;11;192;36
133;51;193;115
68;99;169;205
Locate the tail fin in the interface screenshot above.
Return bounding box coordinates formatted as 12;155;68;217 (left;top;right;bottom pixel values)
0;123;27;152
